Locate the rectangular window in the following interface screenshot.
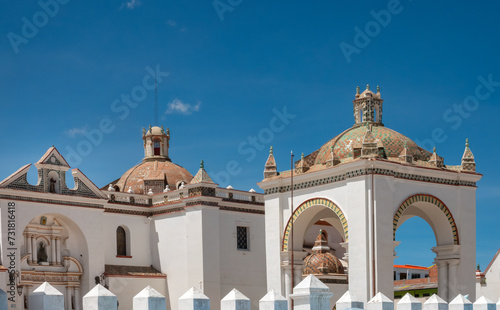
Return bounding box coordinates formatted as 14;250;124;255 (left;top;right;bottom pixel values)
400;273;407;280
237;226;249;250
411;274;420;279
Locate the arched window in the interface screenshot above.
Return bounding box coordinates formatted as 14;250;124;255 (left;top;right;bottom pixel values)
116;227;127;256
154;140;161;156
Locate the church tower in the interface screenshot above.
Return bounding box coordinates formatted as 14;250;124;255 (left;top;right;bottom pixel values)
143;125;170;162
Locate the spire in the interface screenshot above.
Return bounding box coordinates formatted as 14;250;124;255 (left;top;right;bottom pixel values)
326;145;341;167
399;142;413;164
264;146;278;179
428;147;444;168
295;152;309;174
360;126;379;158
461;138;476;171
189;160;214;184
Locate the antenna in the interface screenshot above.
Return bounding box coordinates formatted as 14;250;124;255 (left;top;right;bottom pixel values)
154;69;158;125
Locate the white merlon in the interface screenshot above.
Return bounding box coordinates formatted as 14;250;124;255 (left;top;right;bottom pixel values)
83;284;117;310
29;282;64;310
221;289;250;310
367;292;393;310
473;296;495;310
449;294;472;310
336;290;364;310
397;293;423;310
424;294;448;310
290;275;333;310
178;287;210;310
259;289;287;310
133;286;166;310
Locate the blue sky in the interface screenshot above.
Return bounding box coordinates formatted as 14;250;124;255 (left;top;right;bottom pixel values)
1;0;499;269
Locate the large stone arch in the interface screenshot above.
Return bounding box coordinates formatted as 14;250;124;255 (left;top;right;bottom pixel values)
282;197;348;251
393;194;459;245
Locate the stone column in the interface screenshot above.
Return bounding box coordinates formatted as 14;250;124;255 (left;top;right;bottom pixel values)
435;260;449;301
74;287;81;310
50;237;56;265
26;235;32;264
283;266;292;310
65;286;73;310
56;238;61;265
32;237;38;264
448;260;460;300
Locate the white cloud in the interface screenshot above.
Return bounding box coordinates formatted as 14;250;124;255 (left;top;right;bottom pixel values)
167;20;177;27
165;99;201;115
120;0;141;10
65;127;87;138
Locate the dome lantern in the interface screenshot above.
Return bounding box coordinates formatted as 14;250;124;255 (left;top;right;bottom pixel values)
143;125;171;162
353;84;383;126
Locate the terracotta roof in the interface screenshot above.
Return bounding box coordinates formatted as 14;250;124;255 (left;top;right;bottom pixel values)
113;160;193;194
104;265;165;277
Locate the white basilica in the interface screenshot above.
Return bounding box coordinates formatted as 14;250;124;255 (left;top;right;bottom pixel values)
0;85;481;310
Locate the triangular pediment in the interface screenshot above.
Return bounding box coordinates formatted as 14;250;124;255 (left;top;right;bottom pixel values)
37;146;70;168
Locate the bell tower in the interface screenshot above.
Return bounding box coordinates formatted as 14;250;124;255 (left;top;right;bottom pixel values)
142;125;171;162
353;84;384;126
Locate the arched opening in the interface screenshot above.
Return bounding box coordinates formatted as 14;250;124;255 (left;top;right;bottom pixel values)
393;194;460;301
47;171;60;193
116;226;127;256
153;139;161;156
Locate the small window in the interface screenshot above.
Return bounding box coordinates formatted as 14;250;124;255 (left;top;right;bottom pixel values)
411;274;420;279
400;273;407;280
154;140;161;156
237;226;249;250
116;227;127;256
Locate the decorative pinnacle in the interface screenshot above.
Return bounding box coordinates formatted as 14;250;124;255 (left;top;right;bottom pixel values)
301;153;304;160
167;128;170;135
200;160;204;169
366;84;370;90
377;85;380;93
270;146;273;155
466;138;469;148
149;125;152;132
142;128;146;135
477;264;480;270
356;86;360;94
433;147;437;153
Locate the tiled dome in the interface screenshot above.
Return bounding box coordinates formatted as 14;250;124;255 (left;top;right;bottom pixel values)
114;161;193;194
303;230;344;275
314;124;432;165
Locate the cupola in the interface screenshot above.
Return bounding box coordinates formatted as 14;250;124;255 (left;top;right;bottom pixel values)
353;84;383;126
143;125;170;162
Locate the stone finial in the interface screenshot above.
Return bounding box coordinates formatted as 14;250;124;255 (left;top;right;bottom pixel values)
164;184;170;192
449;294;472;310
295;152;309;174
29;282;64;310
83;284;117;310
128;186;135;194
424;294;448;310
178;287;210;310
367;84;370;90
147;188;154;196
399;143;413;164
336;291;364;310
397;293;422;310
367;292;393;310
133;286;166;310
264;146;278;179
200;160;204;169
356;86;360;94
189;162;215;185
221;289;250;310
377;85;380;93
473;296;495;310
143;127;146;135
461;138;476;171
259;289;287;310
326;145;341;167
149;125;152;132
107;184;115;191
361;126;379;158
428;147;444;168
290;275;333;310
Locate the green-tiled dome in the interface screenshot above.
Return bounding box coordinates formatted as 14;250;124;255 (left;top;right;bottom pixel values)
314;124;432;165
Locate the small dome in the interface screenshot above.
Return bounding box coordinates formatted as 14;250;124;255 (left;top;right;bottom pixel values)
147;126;164;136
303;230;344;275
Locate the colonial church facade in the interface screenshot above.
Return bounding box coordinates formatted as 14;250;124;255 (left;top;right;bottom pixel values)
0;126;267;310
0;86;481;309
